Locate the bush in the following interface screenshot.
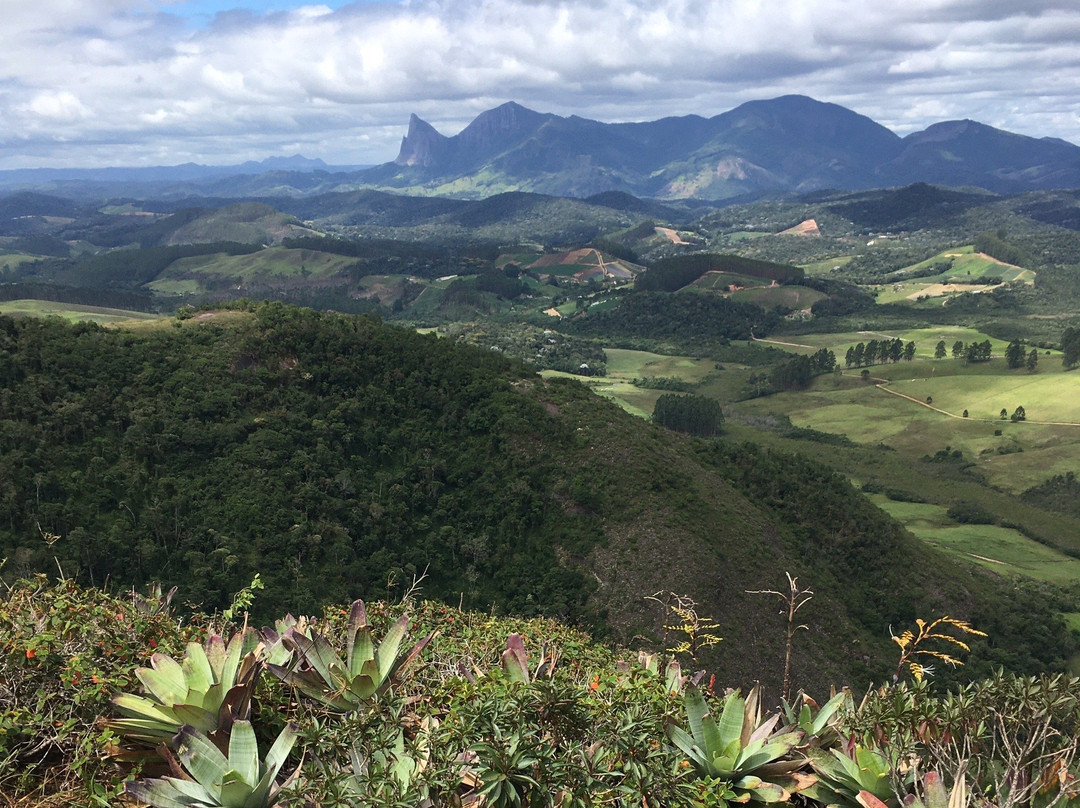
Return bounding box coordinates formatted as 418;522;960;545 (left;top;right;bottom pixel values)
946;501;997;525
0;576;196;797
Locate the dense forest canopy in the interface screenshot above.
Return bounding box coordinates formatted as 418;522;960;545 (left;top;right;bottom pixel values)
0;305;1073;695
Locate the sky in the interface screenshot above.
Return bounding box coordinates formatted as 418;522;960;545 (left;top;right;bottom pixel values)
2;0;1079;170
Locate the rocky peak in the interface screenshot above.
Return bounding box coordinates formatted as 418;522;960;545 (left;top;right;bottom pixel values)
456;102;550;153
394;114;449;167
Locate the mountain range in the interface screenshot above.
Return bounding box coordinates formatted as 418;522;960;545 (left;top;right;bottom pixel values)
3;96;1079;201
377;96;1080;199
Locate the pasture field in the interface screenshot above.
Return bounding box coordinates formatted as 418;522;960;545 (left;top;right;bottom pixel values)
0;252;40;270
496;251;543;268
766;366;1080;493
896;246;1032;283
145;278;201;295
550;348;721;418
869;495;1080;584
731;285;826;309
604;348;716;380
690;271;768;291
0;300;158;324
538;263;595;277
762;326;1015;360
800;256;855;276
165;248;356;282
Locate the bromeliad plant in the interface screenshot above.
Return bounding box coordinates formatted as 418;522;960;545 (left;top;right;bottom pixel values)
802;745;900;808
266;598;434;711
109;629;264;747
125;720;298;808
666;685;809;806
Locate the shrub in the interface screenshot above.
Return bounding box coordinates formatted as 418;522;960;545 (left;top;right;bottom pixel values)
0;576;196;797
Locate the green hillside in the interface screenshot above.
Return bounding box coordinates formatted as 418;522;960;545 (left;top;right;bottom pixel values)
0;304;1072;701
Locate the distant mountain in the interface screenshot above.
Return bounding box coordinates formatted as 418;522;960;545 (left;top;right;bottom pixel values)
4;96;1080;202
0;155;367;199
369;96;1080;200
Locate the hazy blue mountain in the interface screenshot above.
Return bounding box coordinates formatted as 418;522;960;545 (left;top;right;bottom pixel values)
877;120;1080;192
370;96;1080;199
4;96;1080;201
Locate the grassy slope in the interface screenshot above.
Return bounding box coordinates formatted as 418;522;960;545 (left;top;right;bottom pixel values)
162;247;357;283
0;300;158;324
590;345;1080;587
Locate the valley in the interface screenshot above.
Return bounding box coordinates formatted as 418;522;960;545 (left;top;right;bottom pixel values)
2;175;1080;694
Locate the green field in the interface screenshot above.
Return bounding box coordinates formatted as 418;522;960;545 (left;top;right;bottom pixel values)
145;278;202;295
869;495;1080;583
553;348;720;417
762;364;1080;493
759;326;1015;360
0;300;159;324
164;247;357;283
574;334;1080;584
690;271;767;290
0;252;41;270
731;285;826;310
800;256;855;276
891;245;1034;283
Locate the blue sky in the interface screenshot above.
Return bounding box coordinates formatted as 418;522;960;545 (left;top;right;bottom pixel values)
162;0;356;22
2;0;1079;169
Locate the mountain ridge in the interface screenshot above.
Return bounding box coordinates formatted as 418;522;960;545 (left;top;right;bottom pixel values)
382;95;1080;199
3;95;1079;201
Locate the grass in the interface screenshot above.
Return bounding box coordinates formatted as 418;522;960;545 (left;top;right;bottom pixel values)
690;271;767;291
869;495;1080;584
0;300;159;324
731;286;826;310
765;326;1014;360
164;248;356;282
0;252;42;269
800;256;855;276
145;278;202;295
897;246;1030;281
765;364;1080;493
604;348;715;381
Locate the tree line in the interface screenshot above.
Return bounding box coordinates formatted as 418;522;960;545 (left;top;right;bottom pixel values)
844;339;916;368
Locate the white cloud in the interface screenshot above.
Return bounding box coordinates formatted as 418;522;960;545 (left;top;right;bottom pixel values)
1;0;1078;168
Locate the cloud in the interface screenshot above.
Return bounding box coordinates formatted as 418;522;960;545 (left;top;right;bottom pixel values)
1;0;1078;168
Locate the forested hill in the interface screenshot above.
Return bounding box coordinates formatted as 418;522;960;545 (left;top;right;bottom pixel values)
0;305;1071;695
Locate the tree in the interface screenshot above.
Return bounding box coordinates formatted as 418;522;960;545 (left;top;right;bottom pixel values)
903;341;916;361
1063;327;1080;369
1011;406;1026;422
852;342;865;367
1000;408;1008;420
771;354;814;390
952;340;964;358
934;340;947;359
865;339;879;366
652;393;724;437
966;341;991;363
1005;339;1024;369
810;348;836;374
1026;348;1039;372
889;338;903;363
962;409;969;418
